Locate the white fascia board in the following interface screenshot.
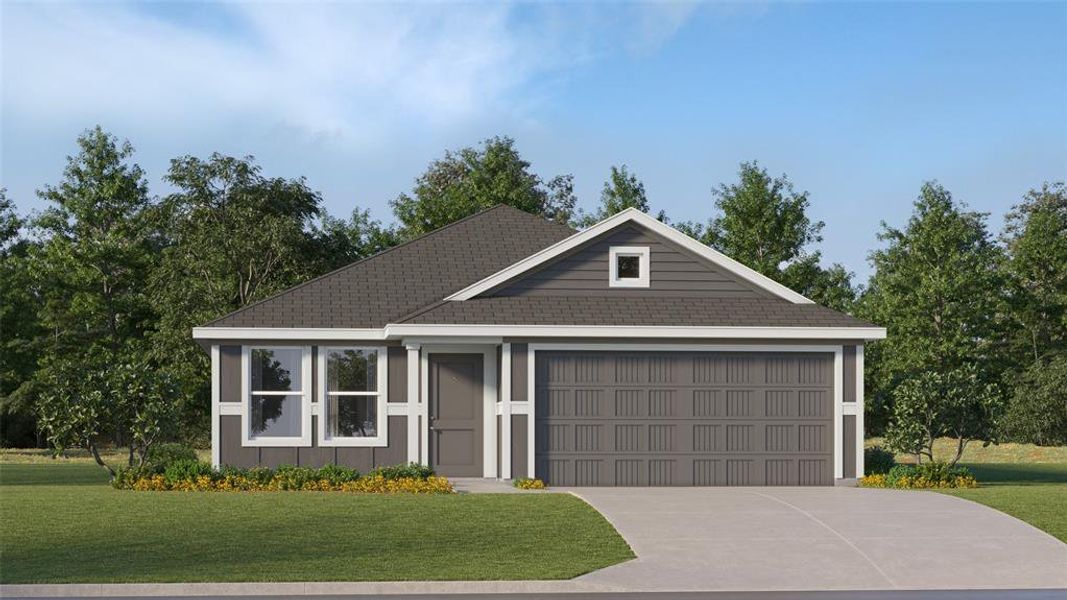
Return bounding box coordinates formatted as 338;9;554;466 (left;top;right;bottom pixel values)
385;324;887;340
192;327;386;341
444;208;814;304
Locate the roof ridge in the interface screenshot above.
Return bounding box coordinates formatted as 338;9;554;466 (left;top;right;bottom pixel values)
204;204;528;327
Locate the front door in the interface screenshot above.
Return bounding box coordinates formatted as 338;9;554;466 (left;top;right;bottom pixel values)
428;353;484;477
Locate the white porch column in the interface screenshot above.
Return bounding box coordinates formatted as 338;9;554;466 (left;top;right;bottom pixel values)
500;343;512;479
856;345;865;478
210;344;220;468
406;344;420;464
833;346;844;479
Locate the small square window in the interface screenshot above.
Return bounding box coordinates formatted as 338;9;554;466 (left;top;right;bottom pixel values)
616;255;641;279
609;246;650;288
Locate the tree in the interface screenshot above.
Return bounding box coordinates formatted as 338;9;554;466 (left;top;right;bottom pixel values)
885;364;1003;466
679;161;856;310
859;182;1004;434
575;165;666;227
0;190;44;446
999;355;1067;446
35;344;177;477
391;136;576;237
309;208;398;272
150;153;325;438
1000;182;1067;366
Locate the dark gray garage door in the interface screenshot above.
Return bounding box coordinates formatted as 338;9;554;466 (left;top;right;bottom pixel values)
535;351;834;486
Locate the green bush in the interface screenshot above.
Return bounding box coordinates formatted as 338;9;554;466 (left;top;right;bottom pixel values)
145;443;198;472
369;463;434;480
316;464;361;485
875;462;977;489
864;446;896;475
163;459;214;484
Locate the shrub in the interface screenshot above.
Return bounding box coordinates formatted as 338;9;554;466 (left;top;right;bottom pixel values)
316;464;361;485
864;446;896;475
369;463;435;480
513;477;546;490
163;459;214;485
861;462;977;489
145;443;198;472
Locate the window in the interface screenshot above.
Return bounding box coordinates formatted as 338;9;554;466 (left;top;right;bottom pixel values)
243;346;312;446
319;347;388;446
609;246;650;288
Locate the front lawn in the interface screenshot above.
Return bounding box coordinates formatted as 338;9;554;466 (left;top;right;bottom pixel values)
941;463;1067;543
0;463;634;584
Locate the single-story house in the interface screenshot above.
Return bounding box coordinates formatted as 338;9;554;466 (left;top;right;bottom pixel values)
193;206;885;486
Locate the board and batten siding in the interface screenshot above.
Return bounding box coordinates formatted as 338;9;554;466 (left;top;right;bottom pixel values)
491;224;774;298
217;344;409;469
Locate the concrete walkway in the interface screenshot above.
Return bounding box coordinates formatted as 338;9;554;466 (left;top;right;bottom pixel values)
567;487;1067;591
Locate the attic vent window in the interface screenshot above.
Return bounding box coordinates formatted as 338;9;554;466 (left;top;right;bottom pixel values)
609;246;650;288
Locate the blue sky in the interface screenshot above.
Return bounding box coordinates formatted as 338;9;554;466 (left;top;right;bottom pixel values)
2;1;1065;281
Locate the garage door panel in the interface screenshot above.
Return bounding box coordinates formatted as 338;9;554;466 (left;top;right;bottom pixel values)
536;351;835;486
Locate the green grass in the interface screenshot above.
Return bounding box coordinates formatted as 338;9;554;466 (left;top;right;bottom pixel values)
0;463;634;584
941;463;1067;544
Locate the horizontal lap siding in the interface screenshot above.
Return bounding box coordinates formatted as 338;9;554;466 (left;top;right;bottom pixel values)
494;225;771;298
535;351;835;486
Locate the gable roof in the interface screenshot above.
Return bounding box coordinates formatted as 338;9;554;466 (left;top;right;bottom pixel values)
444;208;814;304
204;205;575;329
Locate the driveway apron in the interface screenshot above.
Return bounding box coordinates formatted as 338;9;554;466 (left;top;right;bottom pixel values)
567;487;1067;592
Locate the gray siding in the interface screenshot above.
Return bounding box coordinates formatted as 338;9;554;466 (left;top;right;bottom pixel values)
843;415;856;478
492;224;772;298
511;415;528;479
843;345;856;403
220;346;241;402
511;343;528;403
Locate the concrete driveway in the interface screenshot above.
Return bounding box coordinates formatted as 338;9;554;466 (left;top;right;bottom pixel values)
567;487;1067;592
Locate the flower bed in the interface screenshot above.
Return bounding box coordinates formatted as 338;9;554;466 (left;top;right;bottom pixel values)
114;461;453;494
512;477;547;490
860;463;978;489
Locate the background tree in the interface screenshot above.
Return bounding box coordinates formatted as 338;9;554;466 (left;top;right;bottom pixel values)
999;355;1067;446
0;190;45;446
575;165;666;227
859;182;1004;435
150;154;324;439
310;208;398;272
391;136;576;238
679;161;856;311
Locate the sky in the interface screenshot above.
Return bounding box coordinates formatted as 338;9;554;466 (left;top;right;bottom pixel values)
2;1;1065;282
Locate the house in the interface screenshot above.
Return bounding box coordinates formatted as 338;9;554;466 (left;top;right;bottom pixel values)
192;206;885;486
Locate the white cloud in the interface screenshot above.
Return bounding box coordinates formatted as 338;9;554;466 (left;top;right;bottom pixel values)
2;2;625;142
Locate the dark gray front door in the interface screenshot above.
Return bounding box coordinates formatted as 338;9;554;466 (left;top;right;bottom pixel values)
535;351;835;486
429;353;484;477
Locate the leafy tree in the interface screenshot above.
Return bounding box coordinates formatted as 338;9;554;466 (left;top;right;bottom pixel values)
859;182;1004;434
885;364;1003;466
575;165;666;227
35;344;177;477
999;355;1067;446
310;208;398;272
0;190;44;446
679;161;856;311
1000;182;1067;365
150;153;324;438
391;136;576;237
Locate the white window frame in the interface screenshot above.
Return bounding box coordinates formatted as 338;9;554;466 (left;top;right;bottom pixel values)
317;346;389;447
241;345;313;447
609;246;650;288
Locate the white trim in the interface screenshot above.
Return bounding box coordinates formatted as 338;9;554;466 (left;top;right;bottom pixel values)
406;345;421;463
194;327;385;340
195;325;886;342
210;345;220;468
400;336;503;346
386;403;410;416
609;246;650;288
842;403;859;416
509;401;531;415
316;346;389;447
856;344;865;477
445;208;814;304
387;324;886;340
241;345;313;447
420;345;498;478
526;343;847;482
833;347;844;479
501;343;512;479
219;403;242;416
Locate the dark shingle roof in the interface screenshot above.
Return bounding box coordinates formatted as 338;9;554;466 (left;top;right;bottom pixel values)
399;296;874;328
205;205;575;328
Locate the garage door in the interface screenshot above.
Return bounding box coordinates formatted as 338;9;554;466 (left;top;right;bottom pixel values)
535;351;834;486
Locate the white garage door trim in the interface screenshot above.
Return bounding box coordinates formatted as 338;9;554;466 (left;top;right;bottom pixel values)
525;343;845;482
